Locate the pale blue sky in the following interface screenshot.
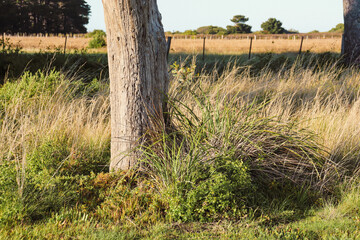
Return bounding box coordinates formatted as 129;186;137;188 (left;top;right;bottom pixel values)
86;0;343;33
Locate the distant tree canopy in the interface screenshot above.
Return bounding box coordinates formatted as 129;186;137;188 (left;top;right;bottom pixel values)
0;0;90;34
226;15;252;34
196;26;227;35
183;29;198;35
309;30;320;34
261;18;285;34
329;23;344;33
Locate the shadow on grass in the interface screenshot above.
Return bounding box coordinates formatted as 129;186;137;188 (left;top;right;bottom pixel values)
0;51;342;84
169;51;343;76
0;52;108;84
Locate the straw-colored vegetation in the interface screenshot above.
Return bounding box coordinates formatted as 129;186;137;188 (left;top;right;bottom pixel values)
171;38;341;54
8;36;91;52
8;35;341;54
1;53;360;238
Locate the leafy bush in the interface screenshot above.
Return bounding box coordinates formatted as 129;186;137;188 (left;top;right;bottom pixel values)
88;30;107;48
87;30;106;38
167;156;252;222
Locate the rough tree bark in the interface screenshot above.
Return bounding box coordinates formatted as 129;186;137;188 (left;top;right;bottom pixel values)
343;0;360;64
102;0;169;171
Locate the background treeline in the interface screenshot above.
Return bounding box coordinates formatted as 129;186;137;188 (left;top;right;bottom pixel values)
168;15;344;36
0;0;90;34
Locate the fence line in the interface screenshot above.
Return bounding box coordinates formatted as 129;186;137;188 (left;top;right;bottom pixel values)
3;32;342;56
166;33;342;41
3;33;87;38
3;33;343;40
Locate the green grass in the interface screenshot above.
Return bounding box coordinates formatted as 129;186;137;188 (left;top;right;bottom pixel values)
1;52;360;239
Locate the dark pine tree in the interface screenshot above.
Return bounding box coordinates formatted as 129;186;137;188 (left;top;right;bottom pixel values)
0;0;90;34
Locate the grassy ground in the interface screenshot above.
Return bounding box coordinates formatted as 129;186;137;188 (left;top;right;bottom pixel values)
1;51;360;239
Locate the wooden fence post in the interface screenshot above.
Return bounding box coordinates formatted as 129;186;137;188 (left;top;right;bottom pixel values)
202;37;206;61
64;34;68;54
298;36;304;55
249;37;253;59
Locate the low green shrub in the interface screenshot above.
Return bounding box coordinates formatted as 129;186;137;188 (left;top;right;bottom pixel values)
167;156;252;222
0;134;110;225
88;31;107;49
95;172;167;225
87;30;106;39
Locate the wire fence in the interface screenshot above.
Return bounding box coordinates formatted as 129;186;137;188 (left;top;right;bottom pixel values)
3;32;343;40
166;33;343;40
2;32;343;56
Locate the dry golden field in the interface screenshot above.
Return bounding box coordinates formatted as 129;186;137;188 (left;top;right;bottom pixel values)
7;35;341;54
7;36;102;52
170;38;341;54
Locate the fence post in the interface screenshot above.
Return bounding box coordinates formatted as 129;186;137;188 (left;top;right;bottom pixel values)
64;34;68;54
298;36;304;55
202;37;206;61
166;36;172;60
249;37;253;59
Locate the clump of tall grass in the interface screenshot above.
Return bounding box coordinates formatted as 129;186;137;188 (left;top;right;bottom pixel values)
138;57;334;222
0;69;110;224
170;55;360;182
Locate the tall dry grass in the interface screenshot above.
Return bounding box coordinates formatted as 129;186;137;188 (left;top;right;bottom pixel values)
168;57;360;183
0;71;110;202
2;56;359;193
2;55;360;223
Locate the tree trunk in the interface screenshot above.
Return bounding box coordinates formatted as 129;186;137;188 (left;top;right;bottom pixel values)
343;0;360;65
102;0;169;171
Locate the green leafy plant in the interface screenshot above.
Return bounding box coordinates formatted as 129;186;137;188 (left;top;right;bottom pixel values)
88;30;106;48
